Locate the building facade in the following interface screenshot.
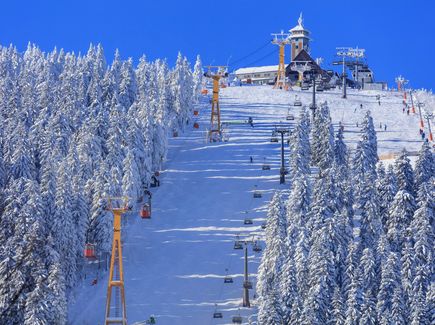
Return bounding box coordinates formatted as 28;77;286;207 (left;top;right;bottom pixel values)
234;65;278;85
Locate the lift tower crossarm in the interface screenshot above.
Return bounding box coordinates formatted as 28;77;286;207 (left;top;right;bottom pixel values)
271;31;290;90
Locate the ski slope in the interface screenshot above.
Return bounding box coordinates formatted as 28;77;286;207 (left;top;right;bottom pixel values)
68;85;431;325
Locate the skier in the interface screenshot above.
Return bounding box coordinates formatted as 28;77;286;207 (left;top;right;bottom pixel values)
419;129;423;135
407;109;410;115
422;132;425;140
91;278;98;286
250;156;253;163
356;122;359;128
384;124;387;131
380;122;382;129
248;116;254;127
360;104;363;109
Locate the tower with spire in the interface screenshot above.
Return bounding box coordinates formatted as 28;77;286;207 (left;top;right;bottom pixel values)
289;13;311;61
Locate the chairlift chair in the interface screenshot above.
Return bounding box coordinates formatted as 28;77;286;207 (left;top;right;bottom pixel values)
244;218;253;225
84;243;96;259
243;281;253;289
253;186;262;198
140;191;152;219
173;130;179;137
234;241;243;250
140;203;151;219
316;85;324;92
232;315;243;324
224;275;234;283
262;157;270;170
213;312;223;319
261;222;267;229
193;122;199;129
270;130;279;142
253;242;262;253
294;95;302;106
193;110;199;116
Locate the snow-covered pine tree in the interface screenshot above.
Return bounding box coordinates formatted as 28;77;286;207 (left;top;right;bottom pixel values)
376;251;404;324
387;189;416;252
394;149;416;197
257;192;286;323
376;163;398;228
334;124;347;167
192;55;203;103
52;161;77;289
289;109;311;181
414;142;435;188
122;148;141;206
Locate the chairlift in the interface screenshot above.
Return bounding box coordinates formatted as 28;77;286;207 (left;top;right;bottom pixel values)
286;109;295;121
294;95;302;106
232;315;243;324
140;204;151;219
140;190;152;219
253;185;262;198
316;85;324;92
261;222;267;229
213;312;223;319
193;110;199;116
270;130;278;142
253;242;262;253
262;157;270;170
243;281;253;289
193;122;199;129
244;218;253;225
224;275;233;283
234;241;243;250
84;243;96;259
173;130;179;137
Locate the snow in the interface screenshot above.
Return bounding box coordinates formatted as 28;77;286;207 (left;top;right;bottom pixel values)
68;85;432;325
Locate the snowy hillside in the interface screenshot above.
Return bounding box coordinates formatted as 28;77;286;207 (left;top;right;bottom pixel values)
68;85;433;325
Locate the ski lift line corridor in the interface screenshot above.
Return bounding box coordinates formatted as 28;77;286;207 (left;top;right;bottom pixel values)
68;87;285;325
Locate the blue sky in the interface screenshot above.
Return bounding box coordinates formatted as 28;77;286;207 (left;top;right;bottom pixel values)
1;0;433;89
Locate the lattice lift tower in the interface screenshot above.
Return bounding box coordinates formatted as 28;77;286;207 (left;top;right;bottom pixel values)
271;31;290;89
105;197;129;325
204;66;228;142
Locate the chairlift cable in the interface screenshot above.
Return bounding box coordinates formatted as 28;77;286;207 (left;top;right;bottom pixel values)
228;41;273;68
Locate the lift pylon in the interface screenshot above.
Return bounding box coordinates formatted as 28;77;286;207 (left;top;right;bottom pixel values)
105;197;129;325
271;31;290;89
204;66;228;142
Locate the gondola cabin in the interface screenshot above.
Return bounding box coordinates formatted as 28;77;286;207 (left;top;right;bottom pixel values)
140;204;151;219
84;243;96;259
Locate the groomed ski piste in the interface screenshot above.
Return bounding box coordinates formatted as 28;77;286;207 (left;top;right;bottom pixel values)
69;85;433;325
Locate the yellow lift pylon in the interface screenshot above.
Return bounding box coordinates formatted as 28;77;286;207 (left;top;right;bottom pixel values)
204;66;228;142
271;31;290;90
105;196;129;325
